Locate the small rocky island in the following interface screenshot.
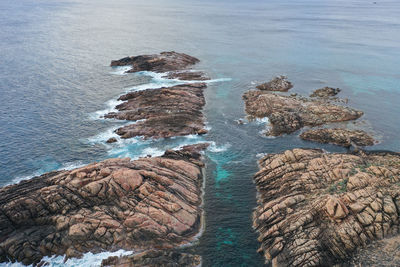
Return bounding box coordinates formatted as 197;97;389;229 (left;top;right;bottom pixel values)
110;51;200;74
107;51;209;140
253;148;400;266
300;128;375;148
243;90;363;136
256;76;293;92
0;145;207;266
310;86;341;98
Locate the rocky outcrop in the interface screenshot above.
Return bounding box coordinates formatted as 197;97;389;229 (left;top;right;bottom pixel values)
162;71;209;81
350;235;400;266
256;76;293;92
0;145;207;265
106;52;209;140
300;128;375;147
242;91;363;136
110;51;199;74
101;249;201;267
105;83;207;139
106;137;117;143
310;87;341;98
253;148;400;266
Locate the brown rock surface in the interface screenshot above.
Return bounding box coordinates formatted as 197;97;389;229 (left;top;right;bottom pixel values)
300;128;375;147
106;137;118;143
350;235;400;266
162;71;209;81
242;91;363;136
253;148;400;266
256;76;293;92
101;249;201;267
310;87;341;98
105;83;207;139
0;146;206;265
110;51;200;73
106;52;209;140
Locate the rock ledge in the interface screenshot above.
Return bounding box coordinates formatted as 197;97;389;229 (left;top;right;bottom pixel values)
253;148;400;266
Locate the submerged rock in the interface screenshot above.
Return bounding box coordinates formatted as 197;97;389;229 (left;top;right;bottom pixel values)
0;145;206;266
106;137;118;143
242;91;363;136
105;83;207;139
110;51;199;73
300;128;375;147
310;86;341;98
101;249;201;267
253;148;400;266
256;76;293;92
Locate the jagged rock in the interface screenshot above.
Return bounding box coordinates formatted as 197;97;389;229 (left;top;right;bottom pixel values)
242;91;363;136
162;71;209;81
106;53;209;140
310;87;341;98
256;76;293;92
0;145;207;266
105;83;207;139
253;148;400;266
110;51;199;73
300;128;375;147
101;250;201;267
106;137;118;143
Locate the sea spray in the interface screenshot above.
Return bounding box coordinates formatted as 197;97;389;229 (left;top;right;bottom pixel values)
0;249;133;267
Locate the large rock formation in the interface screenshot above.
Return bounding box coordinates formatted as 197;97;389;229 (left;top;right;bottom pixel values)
110;51;199;74
106;52;209;140
253;148;400;266
300;128;375;147
101;249;201;267
242;91;363;136
0;145;207;266
256;76;293;92
105;83;207;139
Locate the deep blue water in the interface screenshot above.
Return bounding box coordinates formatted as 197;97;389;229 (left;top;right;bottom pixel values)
1;0;400;266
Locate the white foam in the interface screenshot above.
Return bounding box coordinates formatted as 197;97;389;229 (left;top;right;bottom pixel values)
140;147;165;158
256;153;268;158
87;126;121;144
208;142;231;153
110;66;132;75
125;71;232;92
89;98;124;120
184;134;201;140
0;249;134;267
7;161;86;186
255;117;270;125
204;77;232;83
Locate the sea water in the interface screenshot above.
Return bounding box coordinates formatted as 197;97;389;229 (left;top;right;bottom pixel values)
1;0;400;266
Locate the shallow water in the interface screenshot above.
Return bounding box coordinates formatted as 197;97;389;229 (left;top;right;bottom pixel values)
1;0;400;266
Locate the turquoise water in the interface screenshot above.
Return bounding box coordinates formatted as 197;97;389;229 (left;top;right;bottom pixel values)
1;0;400;266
